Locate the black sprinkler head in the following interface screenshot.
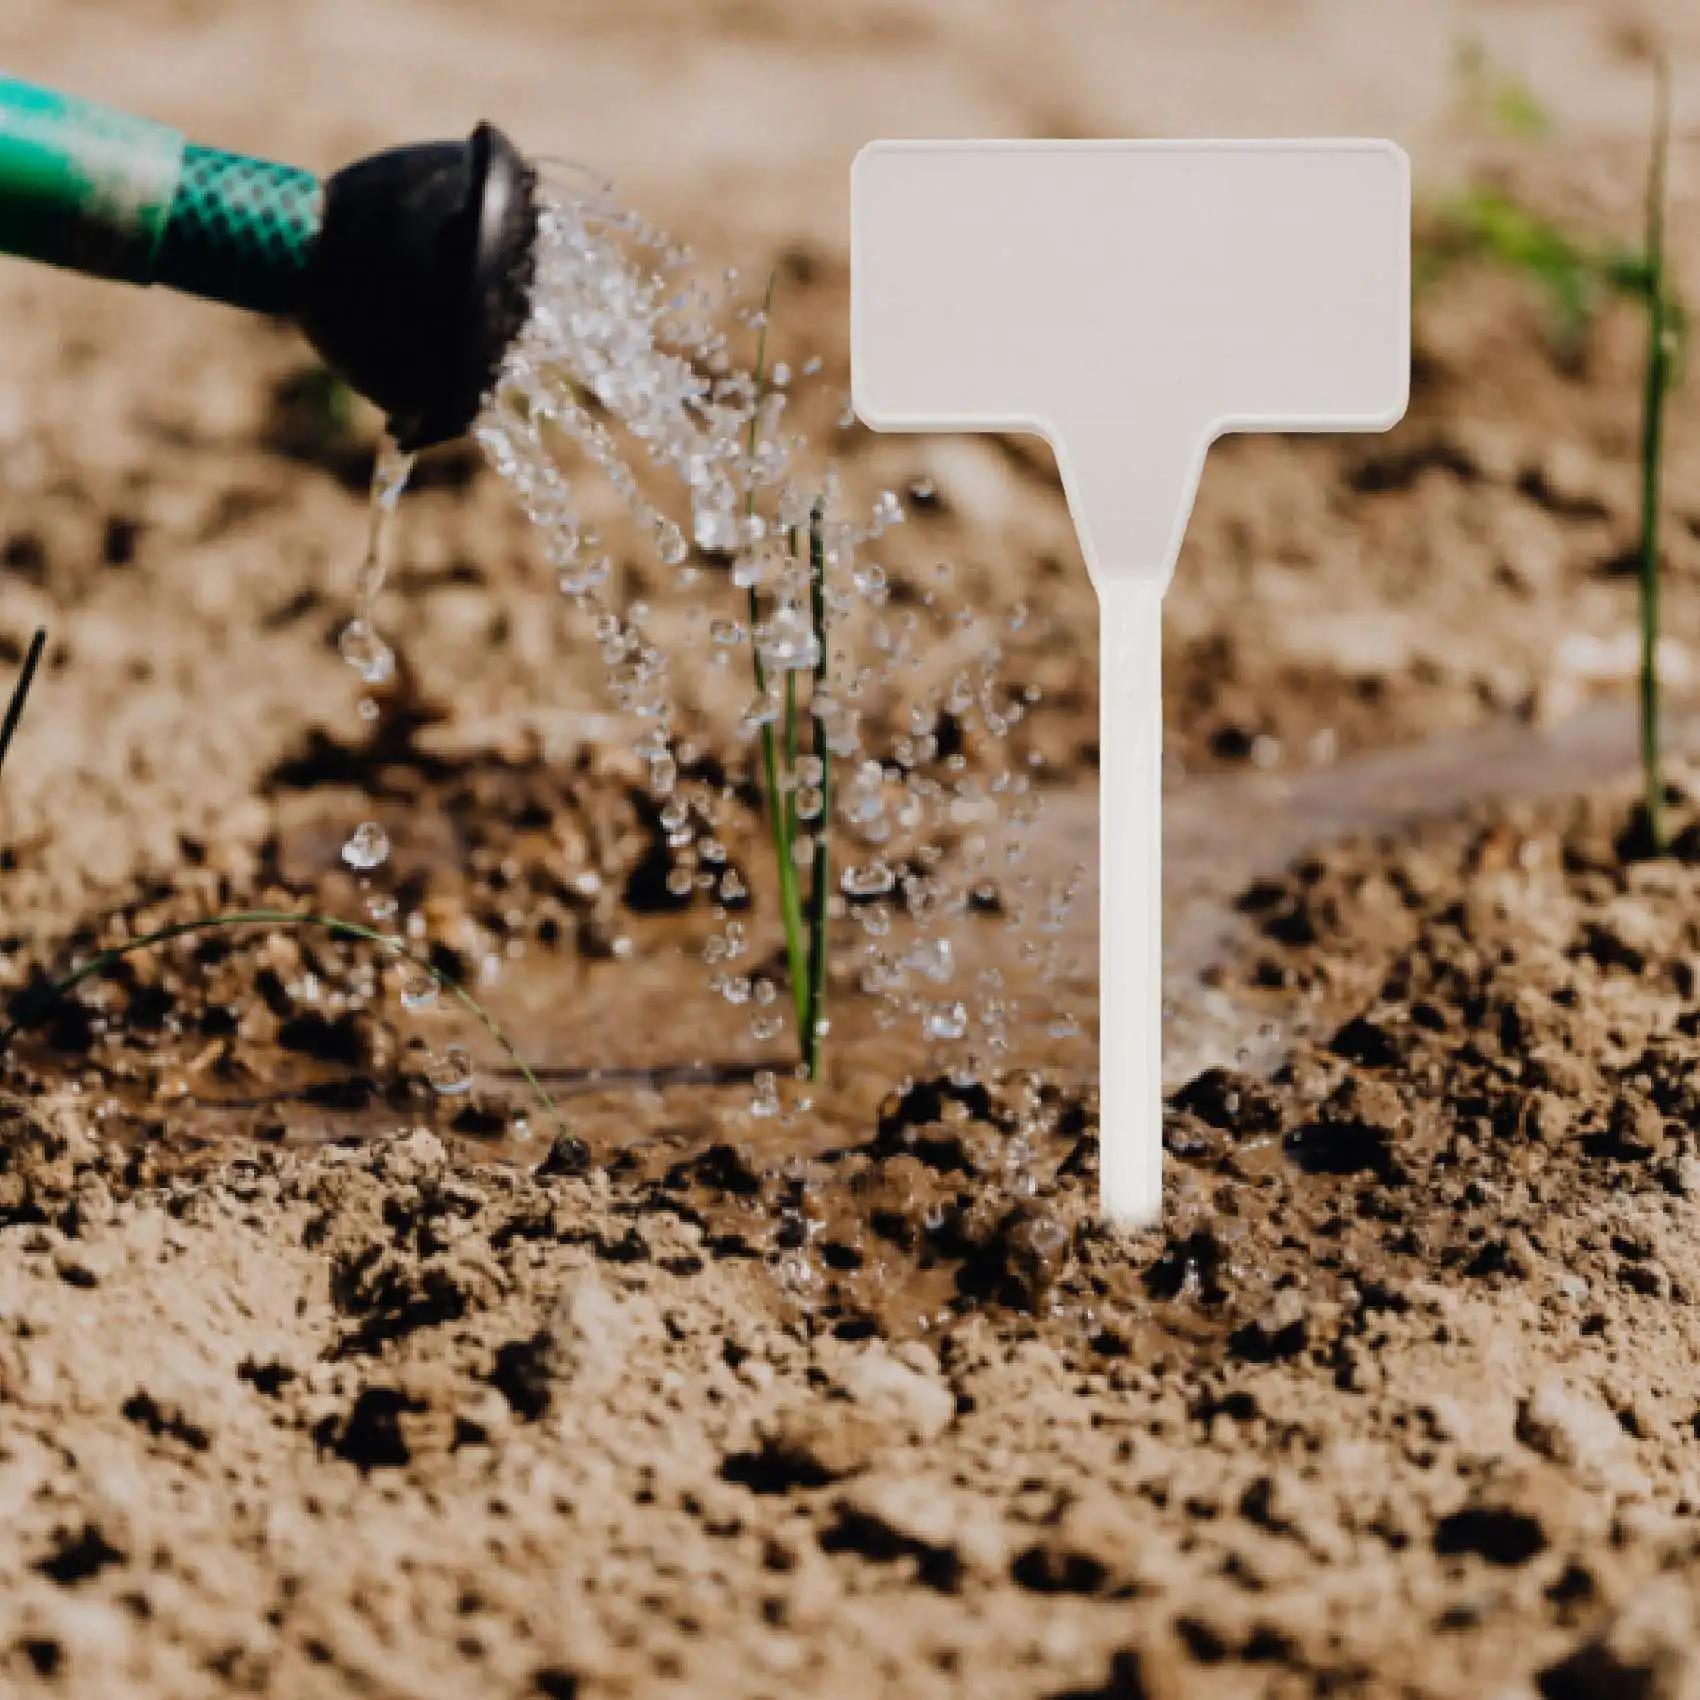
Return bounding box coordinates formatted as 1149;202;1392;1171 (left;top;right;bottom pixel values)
297;121;539;452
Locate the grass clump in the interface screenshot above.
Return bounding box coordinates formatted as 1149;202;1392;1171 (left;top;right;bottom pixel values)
1420;185;1659;360
1420;51;1678;364
1424;60;1686;852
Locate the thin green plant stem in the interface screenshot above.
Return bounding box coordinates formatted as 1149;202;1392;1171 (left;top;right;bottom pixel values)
742;270;810;1044
783;522;806;847
758;696;809;1046
782;659;801;855
0;909;568;1136
1639;60;1673;853
802;500;832;1080
783;672;800;803
0;628;47;786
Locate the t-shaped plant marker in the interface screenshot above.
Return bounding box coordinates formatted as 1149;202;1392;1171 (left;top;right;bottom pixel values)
851;140;1411;1226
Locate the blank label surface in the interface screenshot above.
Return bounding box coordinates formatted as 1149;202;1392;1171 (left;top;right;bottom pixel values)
852;140;1409;586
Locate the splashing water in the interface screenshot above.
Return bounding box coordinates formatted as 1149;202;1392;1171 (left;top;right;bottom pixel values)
471;162;1089;1120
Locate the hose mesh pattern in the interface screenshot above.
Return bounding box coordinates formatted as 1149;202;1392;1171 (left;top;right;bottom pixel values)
154;145;322;315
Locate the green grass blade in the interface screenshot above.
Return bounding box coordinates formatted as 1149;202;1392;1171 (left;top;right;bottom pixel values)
1;909;569;1136
1638;61;1673;854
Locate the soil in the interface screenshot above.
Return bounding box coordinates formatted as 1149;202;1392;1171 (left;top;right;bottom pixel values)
6;1;1700;1696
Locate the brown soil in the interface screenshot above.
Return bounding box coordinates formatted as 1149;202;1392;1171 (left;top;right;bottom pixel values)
6;1;1700;1696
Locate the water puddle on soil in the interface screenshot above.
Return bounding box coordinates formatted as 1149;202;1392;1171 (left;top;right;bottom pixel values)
56;694;1692;1152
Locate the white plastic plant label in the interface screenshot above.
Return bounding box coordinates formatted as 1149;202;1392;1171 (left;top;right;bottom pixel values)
850;140;1411;1226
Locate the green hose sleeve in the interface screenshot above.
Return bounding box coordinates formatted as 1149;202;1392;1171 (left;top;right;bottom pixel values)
0;75;323;316
154;145;323;315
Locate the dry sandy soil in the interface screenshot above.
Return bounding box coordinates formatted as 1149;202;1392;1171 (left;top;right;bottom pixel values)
5;1;1700;1695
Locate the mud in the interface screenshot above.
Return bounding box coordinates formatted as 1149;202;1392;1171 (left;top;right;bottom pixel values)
6;1;1700;1696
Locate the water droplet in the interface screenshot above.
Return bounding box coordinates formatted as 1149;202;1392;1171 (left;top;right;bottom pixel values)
906;938;955;984
739;690;782;737
750;1070;782;1118
400;967;439;1011
924;1002;969;1042
845;785;885;825
558;554;612;596
426;1045;475;1096
339;620;394;685
858;903;893;939
757;605;822;673
842;861;894;897
342;821;390;871
694;501;739;555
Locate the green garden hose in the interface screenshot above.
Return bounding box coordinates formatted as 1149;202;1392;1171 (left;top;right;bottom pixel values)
0;76;322;314
0;74;538;447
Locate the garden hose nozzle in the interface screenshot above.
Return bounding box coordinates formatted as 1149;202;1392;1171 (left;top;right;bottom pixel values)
0;75;538;449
